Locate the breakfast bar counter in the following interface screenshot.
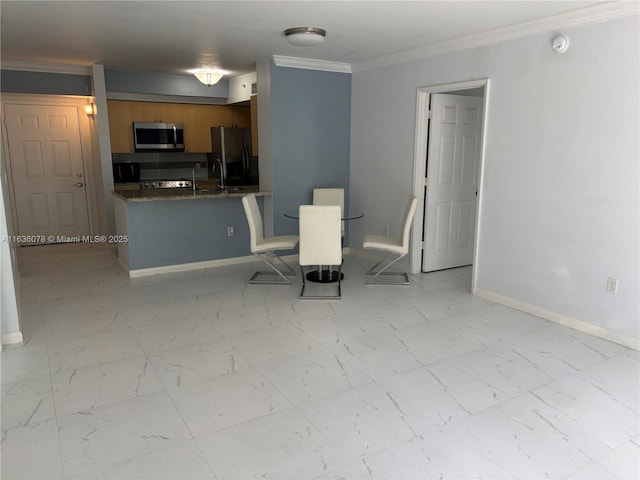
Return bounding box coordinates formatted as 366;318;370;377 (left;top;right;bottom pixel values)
113;185;269;202
112;188;272;274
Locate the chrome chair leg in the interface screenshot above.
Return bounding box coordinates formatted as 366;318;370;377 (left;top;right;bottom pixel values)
299;264;342;299
249;251;296;284
299;265;307;296
365;253;409;285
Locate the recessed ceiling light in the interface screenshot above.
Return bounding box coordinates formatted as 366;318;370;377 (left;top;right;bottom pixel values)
284;27;326;46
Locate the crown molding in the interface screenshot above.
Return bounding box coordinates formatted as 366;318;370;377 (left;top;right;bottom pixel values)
272;55;352;74
352;2;640;72
0;60;92;75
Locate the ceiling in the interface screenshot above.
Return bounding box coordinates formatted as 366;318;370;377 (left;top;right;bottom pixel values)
0;1;622;77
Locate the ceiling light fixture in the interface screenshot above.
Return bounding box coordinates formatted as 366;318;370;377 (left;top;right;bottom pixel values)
192;68;229;86
284;27;326;46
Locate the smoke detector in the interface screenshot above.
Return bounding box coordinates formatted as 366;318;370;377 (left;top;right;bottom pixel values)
552;35;570;54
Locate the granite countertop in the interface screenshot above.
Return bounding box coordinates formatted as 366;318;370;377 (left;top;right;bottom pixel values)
112;185;270;202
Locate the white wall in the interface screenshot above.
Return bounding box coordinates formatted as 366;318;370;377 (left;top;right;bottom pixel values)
92;64;116;236
350;15;639;341
0;147;22;347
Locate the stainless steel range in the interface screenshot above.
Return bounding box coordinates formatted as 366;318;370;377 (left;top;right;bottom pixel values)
140;179;192;189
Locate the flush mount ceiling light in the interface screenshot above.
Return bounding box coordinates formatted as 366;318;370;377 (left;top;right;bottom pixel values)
284;27;326;46
192;68;229;86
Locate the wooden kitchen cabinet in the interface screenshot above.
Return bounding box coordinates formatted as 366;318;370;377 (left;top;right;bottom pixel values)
157;103;183;122
107;101;255;154
130;102;156;122
209;106;234;128
108;100;185;153
231;106;251;128
184;105;253;152
131;102;183;123
183;104;213;153
107;100;134;153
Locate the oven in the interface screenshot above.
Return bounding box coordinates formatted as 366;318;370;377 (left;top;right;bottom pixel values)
140;179;193;189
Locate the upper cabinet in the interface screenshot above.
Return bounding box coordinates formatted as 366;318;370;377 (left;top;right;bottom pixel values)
182;104;213;153
108;100;185;153
107;100;257;154
131;102;183;123
182;104;245;153
107;100;135;153
209;105;234;128
231;106;251;128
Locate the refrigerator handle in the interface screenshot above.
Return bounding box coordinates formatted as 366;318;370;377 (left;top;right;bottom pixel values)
242;144;249;172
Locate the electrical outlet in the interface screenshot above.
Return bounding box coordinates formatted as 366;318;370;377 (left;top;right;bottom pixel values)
384;225;389;236
227;226;234;237
606;277;618;294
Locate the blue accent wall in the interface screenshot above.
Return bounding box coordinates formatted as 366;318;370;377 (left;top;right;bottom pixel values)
105;68;228;99
123;196;259;270
269;65;351;240
0;70;92;95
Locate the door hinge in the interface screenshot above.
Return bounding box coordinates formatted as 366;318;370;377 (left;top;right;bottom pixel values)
427;110;432;119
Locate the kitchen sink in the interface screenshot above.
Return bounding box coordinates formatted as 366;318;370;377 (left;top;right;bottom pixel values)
217;186;250;193
194;188;229;196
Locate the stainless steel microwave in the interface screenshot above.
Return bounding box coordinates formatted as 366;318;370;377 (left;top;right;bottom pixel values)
133;122;185;151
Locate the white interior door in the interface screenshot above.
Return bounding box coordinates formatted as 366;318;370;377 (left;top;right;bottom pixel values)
423;94;483;272
4;103;90;243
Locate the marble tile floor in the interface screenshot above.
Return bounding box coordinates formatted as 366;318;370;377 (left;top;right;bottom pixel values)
1;243;638;480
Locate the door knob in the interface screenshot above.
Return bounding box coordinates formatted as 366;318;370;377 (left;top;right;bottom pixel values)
74;182;84;187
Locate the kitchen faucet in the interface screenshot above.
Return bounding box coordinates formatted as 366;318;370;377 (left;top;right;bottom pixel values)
214;158;225;189
192;163;202;192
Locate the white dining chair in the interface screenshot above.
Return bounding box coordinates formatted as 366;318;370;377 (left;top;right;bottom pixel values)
242;193;299;284
298;205;342;299
313;188;344;236
362;195;418;285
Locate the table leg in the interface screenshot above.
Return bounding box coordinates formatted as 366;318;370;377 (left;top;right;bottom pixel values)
306;265;344;283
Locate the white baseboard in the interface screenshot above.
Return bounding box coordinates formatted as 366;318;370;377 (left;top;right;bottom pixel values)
2;331;24;347
129;255;256;278
127;253;302;278
124;249;361;278
474;288;640;351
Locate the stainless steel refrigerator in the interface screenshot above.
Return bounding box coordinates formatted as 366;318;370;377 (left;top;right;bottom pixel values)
210;126;258;187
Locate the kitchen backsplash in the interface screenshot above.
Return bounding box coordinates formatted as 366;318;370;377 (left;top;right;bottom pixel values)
112;152;207;164
112;152;210;181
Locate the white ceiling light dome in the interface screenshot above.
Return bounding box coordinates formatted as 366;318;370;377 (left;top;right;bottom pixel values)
191;68;230;86
284;27;326;46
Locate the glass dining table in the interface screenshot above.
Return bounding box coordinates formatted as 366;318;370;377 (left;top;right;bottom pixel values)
284;210;364;283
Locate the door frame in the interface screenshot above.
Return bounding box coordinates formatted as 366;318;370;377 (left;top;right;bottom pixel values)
1;93;100;239
410;79;491;293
